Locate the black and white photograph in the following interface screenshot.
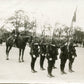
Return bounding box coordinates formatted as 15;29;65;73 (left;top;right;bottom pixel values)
0;0;84;84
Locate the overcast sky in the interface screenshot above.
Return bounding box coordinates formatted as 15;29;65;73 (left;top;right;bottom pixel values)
0;0;84;31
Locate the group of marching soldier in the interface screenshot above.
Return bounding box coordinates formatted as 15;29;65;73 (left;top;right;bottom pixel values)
29;37;77;78
11;30;77;77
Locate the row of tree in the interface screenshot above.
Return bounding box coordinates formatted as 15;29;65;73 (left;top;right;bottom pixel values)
0;10;84;45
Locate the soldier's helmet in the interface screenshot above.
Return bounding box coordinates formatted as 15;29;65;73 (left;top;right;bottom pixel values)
64;42;68;46
33;42;39;46
50;40;55;46
62;40;67;46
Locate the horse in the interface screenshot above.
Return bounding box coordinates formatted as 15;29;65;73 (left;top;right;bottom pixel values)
6;34;32;62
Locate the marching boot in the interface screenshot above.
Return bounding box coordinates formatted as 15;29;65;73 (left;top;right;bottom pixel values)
40;56;45;70
31;58;37;73
63;71;67;74
62;66;67;74
61;70;67;74
53;66;57;69
47;67;55;77
60;64;67;74
69;69;75;72
69;62;74;72
60;64;63;74
53;60;57;69
47;72;55;78
40;67;46;70
31;69;37;73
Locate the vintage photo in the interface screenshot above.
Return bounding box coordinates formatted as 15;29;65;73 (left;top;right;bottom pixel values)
0;0;84;84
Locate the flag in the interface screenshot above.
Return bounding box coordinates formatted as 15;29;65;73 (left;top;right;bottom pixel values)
72;8;77;22
69;7;77;41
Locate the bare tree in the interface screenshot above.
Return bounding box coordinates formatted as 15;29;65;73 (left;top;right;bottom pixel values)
54;23;64;40
6;10;36;33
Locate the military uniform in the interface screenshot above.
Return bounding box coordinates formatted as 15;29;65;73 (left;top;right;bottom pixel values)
39;43;47;70
52;44;58;69
46;44;55;77
68;42;77;72
30;42;40;73
51;39;59;69
60;43;68;74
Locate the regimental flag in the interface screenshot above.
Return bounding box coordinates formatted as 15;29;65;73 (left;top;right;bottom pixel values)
72;8;77;22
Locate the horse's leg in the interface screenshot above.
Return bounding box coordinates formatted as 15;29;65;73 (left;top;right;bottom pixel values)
6;46;12;60
6;46;9;60
19;49;21;62
22;48;25;62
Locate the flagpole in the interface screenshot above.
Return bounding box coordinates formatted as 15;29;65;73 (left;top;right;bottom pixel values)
69;7;77;42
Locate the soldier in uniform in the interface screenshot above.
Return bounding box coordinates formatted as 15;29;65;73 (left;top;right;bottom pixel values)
51;40;59;69
68;42;77;72
52;44;59;69
39;41;47;70
60;42;68;74
30;41;40;73
46;42;55;77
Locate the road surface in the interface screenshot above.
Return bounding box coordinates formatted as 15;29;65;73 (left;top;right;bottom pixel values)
0;43;84;84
